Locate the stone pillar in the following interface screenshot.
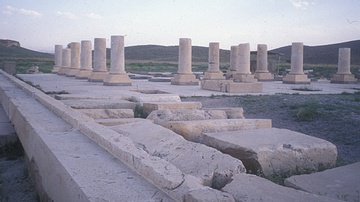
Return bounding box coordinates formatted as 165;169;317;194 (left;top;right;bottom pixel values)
331;48;358;83
203;42;224;80
66;42;81;76
76;40;93;79
226;46;239;79
51;45;62;73
88;38;108;82
57;48;71;75
233;43;257;82
254;44;274;81
171;38;199;85
283;42;310;84
103;35;132;86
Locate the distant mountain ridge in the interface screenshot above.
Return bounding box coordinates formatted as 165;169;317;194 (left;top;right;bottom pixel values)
1;39;359;65
271;40;360;65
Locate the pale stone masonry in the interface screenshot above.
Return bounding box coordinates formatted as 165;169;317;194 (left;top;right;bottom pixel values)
51;45;62;73
283;42;310;84
88;38;108;82
76;40;93;79
331;48;358;83
233;43;258;83
254;44;274;81
203;42;224;80
66;42;81;77
103;35;132;86
226;45;239;79
171;38;199;85
57;48;71;75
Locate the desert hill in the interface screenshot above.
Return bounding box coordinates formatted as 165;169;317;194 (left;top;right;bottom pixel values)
1;39;359;65
271;40;360;65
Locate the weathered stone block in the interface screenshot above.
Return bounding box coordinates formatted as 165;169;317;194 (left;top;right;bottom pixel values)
285;162;360;202
96;118;153;126
283;74;311;84
110;122;246;189
222;174;341;202
164;119;271;142
226;82;263;93
61;99;136;109
143;102;202;115
77;108;134;119
202;128;337;176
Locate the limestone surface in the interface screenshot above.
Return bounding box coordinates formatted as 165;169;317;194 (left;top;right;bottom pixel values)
142;102;202;115
202;128;337;176
147;109;228;124
164;119;272;142
77;108;134;119
285;162;360;202
110;122;246;189
61;99;136;109
222;174;341;202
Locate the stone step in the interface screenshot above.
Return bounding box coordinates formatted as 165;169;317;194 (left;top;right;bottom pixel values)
95;118;152;126
77;108;134;119
285;162;360;202
222;174;341;202
131;94;181;106
110;121;246;189
143;101;202;115
201;128;337;177
61;99;136;109
163;118;272;142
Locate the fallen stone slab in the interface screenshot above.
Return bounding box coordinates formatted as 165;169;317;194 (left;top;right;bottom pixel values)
110;122;246;189
143;102;202;115
147;109;228;125
95;118;153;126
61;99;136;109
131;94;181;106
222;174;341;202
77;109;134;119
284;162;360;202
202;128;337;177
163;119;272;142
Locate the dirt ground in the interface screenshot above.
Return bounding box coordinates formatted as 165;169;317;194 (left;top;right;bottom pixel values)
1;93;359;201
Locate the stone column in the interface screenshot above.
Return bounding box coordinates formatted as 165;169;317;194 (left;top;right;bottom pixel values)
233;43;257;82
331;48;357;83
103;35;132;86
171;38;199;85
203;42;224;80
254;44;274;81
283;42;310;84
51;45;62;73
226;46;239;79
57;48;71;75
76;40;93;79
66;42;81;76
88;38;108;82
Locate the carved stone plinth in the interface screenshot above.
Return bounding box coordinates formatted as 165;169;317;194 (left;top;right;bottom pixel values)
171;74;199;85
103;74;132;86
283;74;311;84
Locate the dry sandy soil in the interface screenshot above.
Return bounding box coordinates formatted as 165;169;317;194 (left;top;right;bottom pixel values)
1;93;359;201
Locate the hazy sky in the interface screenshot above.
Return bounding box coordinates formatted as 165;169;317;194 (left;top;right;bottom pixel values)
1;0;359;52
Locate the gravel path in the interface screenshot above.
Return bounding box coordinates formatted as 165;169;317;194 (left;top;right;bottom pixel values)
183;93;360;165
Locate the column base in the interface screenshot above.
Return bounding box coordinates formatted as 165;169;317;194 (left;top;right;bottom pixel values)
330;74;358;84
233;73;258;83
88;71;108;82
51;65;61;73
201;80;263;93
103;74;132;86
75;70;92;79
66;69;80;77
203;72;225;80
171;74;199;85
283;74;310;84
225;70;237;79
57;67;70;75
254;72;274;81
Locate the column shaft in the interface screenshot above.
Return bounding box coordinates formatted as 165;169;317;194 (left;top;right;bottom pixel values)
110;35;125;74
238;43;251;74
94;38;107;72
290;42;304;74
337;48;351;74
178;38;192;74
256;44;268;73
54;45;63;67
81;40;92;70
